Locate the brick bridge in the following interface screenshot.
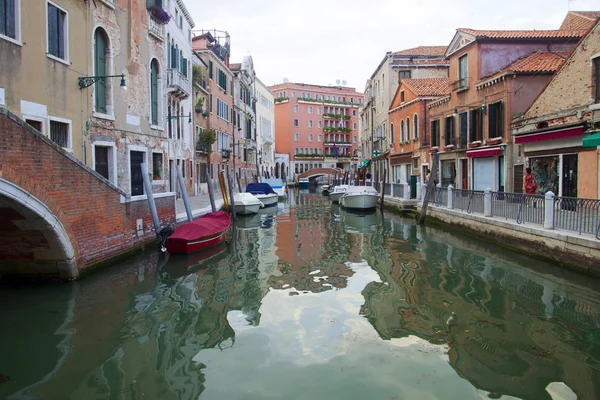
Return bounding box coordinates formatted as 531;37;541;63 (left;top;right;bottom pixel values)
297;167;344;181
0;108;175;280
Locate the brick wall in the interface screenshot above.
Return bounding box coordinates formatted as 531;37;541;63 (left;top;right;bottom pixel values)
0;108;176;278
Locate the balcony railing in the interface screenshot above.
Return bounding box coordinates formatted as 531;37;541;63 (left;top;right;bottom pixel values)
221;149;231;159
196;143;210;154
148;16;164;40
167;68;190;98
262;131;273;144
451;78;468;92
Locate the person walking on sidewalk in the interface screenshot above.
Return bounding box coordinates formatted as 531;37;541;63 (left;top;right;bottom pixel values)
523;167;538;207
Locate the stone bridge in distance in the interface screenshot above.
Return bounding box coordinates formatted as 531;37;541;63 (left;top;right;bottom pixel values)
0;108;175;280
297;167;345;182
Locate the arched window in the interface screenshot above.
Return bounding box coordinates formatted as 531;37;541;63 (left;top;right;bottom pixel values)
150;59;159;125
400;120;405;142
390;123;394;144
406;118;411;140
414;114;419;139
94;28;109;113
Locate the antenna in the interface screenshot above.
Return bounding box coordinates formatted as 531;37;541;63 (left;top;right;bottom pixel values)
283;78;289;83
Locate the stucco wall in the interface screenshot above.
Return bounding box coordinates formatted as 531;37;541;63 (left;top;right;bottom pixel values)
578;150;599;199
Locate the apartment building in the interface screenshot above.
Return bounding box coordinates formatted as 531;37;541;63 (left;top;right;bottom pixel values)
270;82;364;180
255;78;276;179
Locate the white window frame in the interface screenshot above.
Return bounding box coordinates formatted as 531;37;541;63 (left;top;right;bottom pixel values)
48;115;72;153
92;25;115;121
91;140;118;185
151;150;165;184
318;121;322;128
294;105;298;112
308;106;313;114
294;133;299;141
22;115;45;136
128;145;148;200
0;0;21;45
318;134;322;142
317;107;321;114
309;134;313;142
46;0;69;65
308;120;313;128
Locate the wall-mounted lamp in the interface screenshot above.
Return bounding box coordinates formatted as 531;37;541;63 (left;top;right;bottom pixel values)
78;74;127;91
168;112;192;123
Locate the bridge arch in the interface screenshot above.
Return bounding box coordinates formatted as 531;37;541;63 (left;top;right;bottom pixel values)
297;167;344;180
0;178;77;279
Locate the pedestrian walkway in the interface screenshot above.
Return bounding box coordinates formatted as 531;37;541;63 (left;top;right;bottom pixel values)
175;190;225;223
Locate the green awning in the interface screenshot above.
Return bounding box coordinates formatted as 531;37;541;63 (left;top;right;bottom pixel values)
583;132;600;148
358;160;370;170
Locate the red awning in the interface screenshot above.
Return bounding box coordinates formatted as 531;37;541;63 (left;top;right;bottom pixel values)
467;146;502;158
514;126;583;144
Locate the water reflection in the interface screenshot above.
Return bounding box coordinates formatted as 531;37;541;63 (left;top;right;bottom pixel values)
0;191;599;399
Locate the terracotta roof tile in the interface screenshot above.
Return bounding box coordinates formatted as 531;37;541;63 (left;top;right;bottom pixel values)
480;51;569;81
457;28;587;39
559;11;600;31
401;78;451;97
392;58;449;67
391;46;447;57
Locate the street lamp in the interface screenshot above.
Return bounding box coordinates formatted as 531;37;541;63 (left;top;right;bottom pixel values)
78;74;127;91
167;112;192;123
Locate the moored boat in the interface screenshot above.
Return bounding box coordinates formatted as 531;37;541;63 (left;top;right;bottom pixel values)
298;178;310;189
321;184;332;196
246;182;278;207
339;186;379;210
263;178;288;199
166;211;231;254
329;185;349;203
233;192;263;215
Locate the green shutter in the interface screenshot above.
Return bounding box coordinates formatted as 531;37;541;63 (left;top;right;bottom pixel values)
151;61;158;125
498;101;504;138
94;30;107;114
209;60;213;79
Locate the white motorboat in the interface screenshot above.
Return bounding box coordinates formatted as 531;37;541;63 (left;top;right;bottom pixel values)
321;184;332;196
339;186;380;210
329;185;349;203
263;178;288;199
233;192;263;215
298;178;310;189
246;183;278;207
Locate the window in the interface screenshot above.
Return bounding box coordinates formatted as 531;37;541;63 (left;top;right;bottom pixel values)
94;145;111;181
469;108;483;142
216;98;229;120
294;119;299;127
444;116;455;146
152;153;162;180
400;120;405;141
406;118;411;140
1;0;19;41
317;107;321;114
209;60;213;79
292;91;296;97
353;136;357;143
353;123;357;129
150;59;159;125
130;150;145;196
94;28;109;114
398;71;411;80
318;121;322;128
26;119;42;133
209;93;213;113
390;123;394;143
318;134;322;142
458;54;468;88
47;2;68;61
217;69;227;91
400;90;405;103
308;120;313;128
309;134;313;142
459;112;468;148
431;120;440;147
294;105;298;112
308;106;313;114
352;110;356;116
487;102;504;138
413;115;418;139
595;57;600;103
358;98;363;104
50;119;70;149
294;133;299;141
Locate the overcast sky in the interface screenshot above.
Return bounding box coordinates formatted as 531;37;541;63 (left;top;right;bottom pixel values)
185;0;599;92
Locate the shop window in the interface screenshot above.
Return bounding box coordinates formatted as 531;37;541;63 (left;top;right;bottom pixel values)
469;109;482;142
444;116;455;146
152;153;162;180
488;101;504;138
529;156;559;195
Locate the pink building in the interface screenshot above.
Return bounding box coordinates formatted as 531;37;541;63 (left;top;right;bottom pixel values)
270;82;364;179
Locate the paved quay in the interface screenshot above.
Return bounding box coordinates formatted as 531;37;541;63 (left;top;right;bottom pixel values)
174;191;225;223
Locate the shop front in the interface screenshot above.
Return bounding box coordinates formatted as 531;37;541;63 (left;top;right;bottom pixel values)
390;154;412;184
467;146;504;191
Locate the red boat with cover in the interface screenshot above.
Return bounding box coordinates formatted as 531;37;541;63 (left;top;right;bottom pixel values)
166;211;231;254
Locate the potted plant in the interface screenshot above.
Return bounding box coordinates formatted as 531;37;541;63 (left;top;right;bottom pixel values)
148;5;171;24
195;96;205;113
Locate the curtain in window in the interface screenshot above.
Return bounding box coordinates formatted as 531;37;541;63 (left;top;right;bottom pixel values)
94;29;107;113
151;60;158;125
1;0;16;38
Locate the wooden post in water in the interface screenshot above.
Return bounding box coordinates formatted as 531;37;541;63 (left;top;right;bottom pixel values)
380;167;387;209
236;172;242;194
206;170;216;213
218;172;229;212
243;170;248;190
419;152;440;224
228;174;236;223
362;169;366;186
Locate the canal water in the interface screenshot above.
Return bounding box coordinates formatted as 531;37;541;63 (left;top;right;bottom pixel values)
1;190;600;400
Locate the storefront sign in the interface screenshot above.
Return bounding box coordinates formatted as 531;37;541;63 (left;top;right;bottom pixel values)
514;126;583;144
467;146;502;158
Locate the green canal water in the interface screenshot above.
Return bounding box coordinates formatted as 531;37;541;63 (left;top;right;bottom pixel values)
1;190;600;400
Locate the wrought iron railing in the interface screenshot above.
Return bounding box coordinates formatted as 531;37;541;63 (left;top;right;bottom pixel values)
452;189;483;214
554;196;600;237
490;192;544;225
433;187;448;207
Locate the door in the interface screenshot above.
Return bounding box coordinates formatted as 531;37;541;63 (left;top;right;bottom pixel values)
461;159;468;189
562;154;578;197
95;146;109;180
130;151;144;196
513;164;523;193
473;157;494;191
410;175;417;199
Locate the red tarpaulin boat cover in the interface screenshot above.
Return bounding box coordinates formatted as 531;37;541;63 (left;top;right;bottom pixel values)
169;211;231;241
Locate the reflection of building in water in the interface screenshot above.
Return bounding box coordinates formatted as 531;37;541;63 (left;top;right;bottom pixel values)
273;193;360;292
360;221;600;400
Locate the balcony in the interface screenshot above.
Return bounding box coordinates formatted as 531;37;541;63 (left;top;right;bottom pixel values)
245;138;257;150
262;131;273;144
221;149;231;159
196;143;210;154
324;156;351;163
148;15;164;41
167;68;190;98
451;78;468;92
324;142;352;147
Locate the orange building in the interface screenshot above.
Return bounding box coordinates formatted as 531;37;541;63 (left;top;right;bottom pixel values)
388;78;451;194
269;82;364;180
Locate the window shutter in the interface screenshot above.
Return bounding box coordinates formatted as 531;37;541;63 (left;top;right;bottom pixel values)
2;0;16;38
469;111;475;142
95;30;107;114
209;60;213;79
48;5;58;56
498;101;504;138
56;7;64;59
488;103;496;138
151;62;158;125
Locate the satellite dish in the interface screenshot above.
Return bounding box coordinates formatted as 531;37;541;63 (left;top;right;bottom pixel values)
336;79;341;85
283;78;289;83
342;80;347;86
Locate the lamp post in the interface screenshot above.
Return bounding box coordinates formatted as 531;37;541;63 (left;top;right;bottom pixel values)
78;74;127;90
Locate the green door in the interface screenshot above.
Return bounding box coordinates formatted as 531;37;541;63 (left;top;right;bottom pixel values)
410;175;417;199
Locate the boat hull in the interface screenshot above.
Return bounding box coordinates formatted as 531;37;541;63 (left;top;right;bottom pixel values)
255;193;278;207
167;228;228;254
234;203;261;215
166;211;231;255
340;194;379;210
